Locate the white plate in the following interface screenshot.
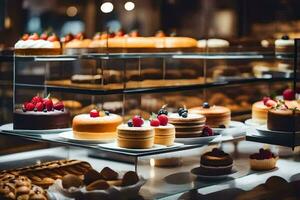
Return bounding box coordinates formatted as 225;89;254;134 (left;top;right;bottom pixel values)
58;131;114;144
0;123;71;134
244;119;266;127
175;134;221;145
256;125;300;135
191;167;238;180
213;121;246;136
98;142;183;153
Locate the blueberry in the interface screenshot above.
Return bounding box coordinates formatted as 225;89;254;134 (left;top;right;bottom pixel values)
158;109;168;116
178;108;184;115
218;124;226;128
43;109;47;112
105;111;110;116
181;112;188;118
202;102;210;108
127;120;133;127
281;35;289;40
34;107;37;112
22;107;26;112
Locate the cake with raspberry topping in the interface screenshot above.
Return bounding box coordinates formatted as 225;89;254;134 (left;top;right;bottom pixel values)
14;32;61;55
169;107;206;138
250;148;278;171
252;97;276;124
72;109;122;140
150;106;176;146
117;115;154;149
199;148;233;175
189;102;231;128
13;95;70;130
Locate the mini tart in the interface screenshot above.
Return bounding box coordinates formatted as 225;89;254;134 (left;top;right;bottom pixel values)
250;157;278;171
117;124;154;149
252;101;270;124
14;40;61;55
72;114;122;140
153;124;175;146
189;105;231;128
267;108;300;132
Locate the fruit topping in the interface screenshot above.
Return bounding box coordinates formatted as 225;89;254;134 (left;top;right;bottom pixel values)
178;106;188;118
90;109;99;118
210;148;227;156
40;32;48;40
181;112;188;118
281;35;290;40
130;30;139;37
31;95;43;105
283;88;295;100
62;33;74;43
262;96;271;105
157;114;168;126
25;102;35;111
47;34;59;42
115;29;125;37
158;105;168;116
250;148;276;160
132;115;144;127
28;33;39;40
75;32;85;40
43;98;53;111
21;34;29;41
105;111;110;116
35;102;44;111
53;102;64;110
155;30;165;37
127;120;133;127
265;99;277;107
150;119;160;127
202;126;214;136
202;102;210;109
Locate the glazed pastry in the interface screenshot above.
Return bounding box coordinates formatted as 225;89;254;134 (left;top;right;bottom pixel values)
83;169;103;185
169;108;206;138
122;171;139;186
15;32;61;55
62;174;83;189
99;167;118;180
189;102;231;128
13;95;70;130
72;109;122;140
117;116;154;149
250;148;278;171
199;148;233;176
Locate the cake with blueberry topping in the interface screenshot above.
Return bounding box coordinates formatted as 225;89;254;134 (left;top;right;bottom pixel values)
169;107;206;138
14;32;61;55
72;109;122;140
13;95;70;130
189;102;231;128
117;116;154;149
250;148;278;171
275;35;294;55
150;106;175;146
199;148;233;175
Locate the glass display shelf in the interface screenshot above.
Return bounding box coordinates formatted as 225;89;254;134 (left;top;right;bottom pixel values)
15;77;294;95
11;51;295;62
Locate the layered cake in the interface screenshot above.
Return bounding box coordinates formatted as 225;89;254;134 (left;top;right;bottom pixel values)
268;107;300;132
252;99;275;124
117;116;154;149
169;108;206;138
189;102;231;128
13;95;70;130
250;148;278;171
275;35;294;55
15;32;61;55
199;148;233;175
150;106;176;146
72;109;122;140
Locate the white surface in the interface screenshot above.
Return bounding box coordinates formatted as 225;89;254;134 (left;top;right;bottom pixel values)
244;118;264;127
0;123;71;134
58;131;114;144
175;134;221;145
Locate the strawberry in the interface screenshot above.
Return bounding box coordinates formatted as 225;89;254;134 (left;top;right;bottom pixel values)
53;101;64;110
90;109;99;118
283;88;295;100
62;33;74;43
265;99;277;107
43;98;53;111
25;102;35;111
22;34;29;41
35;102;44;111
31;95;43;105
75;32;84;40
202;126;214;136
47;34;59;42
115;30;125;37
132;115;144;127
262;97;271;105
130;30;139;37
109;32;116;38
28;33;39;40
150;119;160;127
40;32;48;40
157;114;168;126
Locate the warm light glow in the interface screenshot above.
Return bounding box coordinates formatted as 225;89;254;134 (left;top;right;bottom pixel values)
4;17;11;29
124;1;135;11
66;6;78;17
101;2;114;13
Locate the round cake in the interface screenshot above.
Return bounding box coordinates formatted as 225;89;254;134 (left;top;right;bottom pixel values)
199;148;233;175
250;148;278;171
189;102;231;128
72;110;122;140
267;108;300;132
153;124;175;146
117;119;154;149
252;101;271;124
168;108;206;138
275;35;294;55
13;95;70;130
15;33;61;55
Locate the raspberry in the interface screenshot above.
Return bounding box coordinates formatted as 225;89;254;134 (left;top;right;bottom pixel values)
157;114;168;126
283;89;295;100
262;97;271;105
53;102;64;110
25;103;35;111
90;109;99;118
35;102;44;111
132;115;144;127
31;96;43;105
43;98;53;111
150;119;160;127
202;126;214;136
265;100;277;107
